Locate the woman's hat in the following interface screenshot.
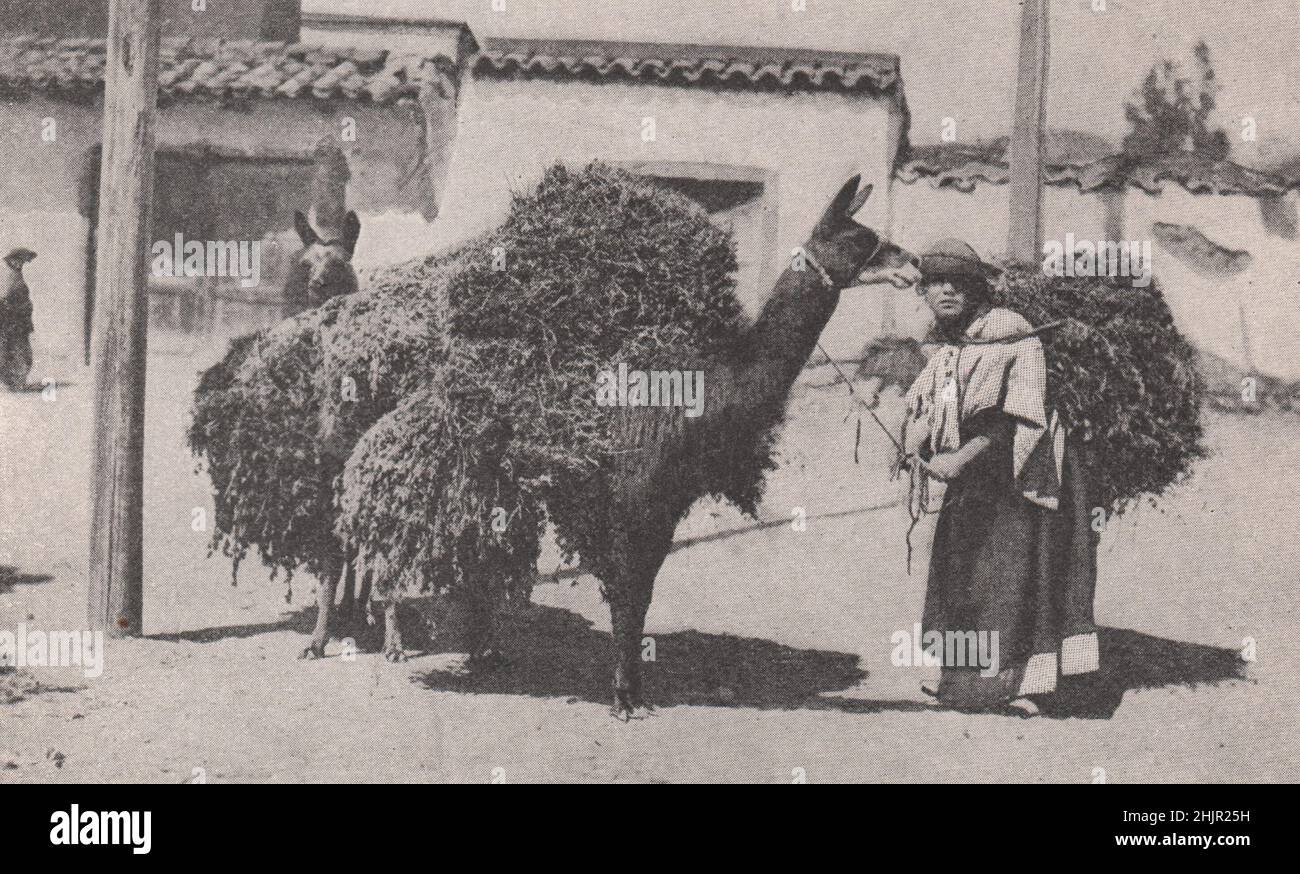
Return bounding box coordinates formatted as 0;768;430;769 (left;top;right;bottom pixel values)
918;239;1000;282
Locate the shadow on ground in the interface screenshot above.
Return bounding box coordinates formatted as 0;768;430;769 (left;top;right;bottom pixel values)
0;565;53;594
413;603;869;711
1026;627;1252;720
140;599;1251;719
147;607;318;644
0;668;82;704
408;607;1250;718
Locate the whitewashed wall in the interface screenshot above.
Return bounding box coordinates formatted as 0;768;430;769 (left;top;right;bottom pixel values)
892;181;1300;380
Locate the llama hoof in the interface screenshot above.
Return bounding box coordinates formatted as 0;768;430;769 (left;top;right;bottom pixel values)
610;688;647;721
468;649;509;670
382;647;407;663
299;643;325;660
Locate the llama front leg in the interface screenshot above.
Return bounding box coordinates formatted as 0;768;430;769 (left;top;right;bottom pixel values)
607;522;673;718
301;556;343;659
609;583;652;719
382;602;405;662
338;556;357;627
465;586;507;668
352;566;374;639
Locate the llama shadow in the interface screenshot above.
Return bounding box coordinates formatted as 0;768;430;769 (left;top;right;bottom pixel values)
148;601;406;651
413;609;1250;718
147;606;319;644
0;565;54;594
413;603;869;711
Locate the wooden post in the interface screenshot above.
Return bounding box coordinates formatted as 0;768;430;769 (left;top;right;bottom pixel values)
1006;0;1050;263
879;177;898;336
310;138;350;239
88;0;162;637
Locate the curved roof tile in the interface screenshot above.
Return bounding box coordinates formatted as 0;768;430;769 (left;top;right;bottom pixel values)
0;33;458;105
473;36;900;95
895;137;1296;198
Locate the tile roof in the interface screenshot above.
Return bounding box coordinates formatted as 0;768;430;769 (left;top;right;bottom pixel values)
0;33;457;104
896;137;1296;198
473;36;900;95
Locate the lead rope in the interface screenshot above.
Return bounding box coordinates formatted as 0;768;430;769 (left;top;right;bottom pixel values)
905;459;932;575
903;346;956;577
904;344;965;575
806;248;944;576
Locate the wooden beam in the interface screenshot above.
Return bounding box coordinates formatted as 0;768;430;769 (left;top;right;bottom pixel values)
87;0;162;637
1006;0;1050;263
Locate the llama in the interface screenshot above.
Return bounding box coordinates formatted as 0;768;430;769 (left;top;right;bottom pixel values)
314;174;915;702
283;210;362;310
202;208;371;658
195;207;430;663
583;176;919;716
197;176;917;690
277;209;382;656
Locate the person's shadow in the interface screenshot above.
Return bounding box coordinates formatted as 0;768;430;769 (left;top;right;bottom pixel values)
1028;627;1250;719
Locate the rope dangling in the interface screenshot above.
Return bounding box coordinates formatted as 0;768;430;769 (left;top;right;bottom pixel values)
905;457;937;576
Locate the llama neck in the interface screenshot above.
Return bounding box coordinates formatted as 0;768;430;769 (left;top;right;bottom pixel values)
745;255;842;385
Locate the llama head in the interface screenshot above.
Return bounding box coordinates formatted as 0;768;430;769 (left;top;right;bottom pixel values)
285;210;361;307
809;176;920;289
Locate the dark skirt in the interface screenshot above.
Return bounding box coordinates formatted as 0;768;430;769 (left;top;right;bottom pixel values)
922;410;1100;709
0;333;31;391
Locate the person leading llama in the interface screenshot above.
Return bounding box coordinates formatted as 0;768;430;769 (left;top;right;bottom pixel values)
901;239;1100;715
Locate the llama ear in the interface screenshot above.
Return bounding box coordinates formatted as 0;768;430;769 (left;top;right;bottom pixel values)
820;175;863;226
847;183;874;217
341;211;361;257
294;210;319;247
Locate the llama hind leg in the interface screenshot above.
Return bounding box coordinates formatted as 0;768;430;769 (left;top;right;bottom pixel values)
301;556;343;659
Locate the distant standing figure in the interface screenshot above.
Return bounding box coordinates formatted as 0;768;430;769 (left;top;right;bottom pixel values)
0;247;36;391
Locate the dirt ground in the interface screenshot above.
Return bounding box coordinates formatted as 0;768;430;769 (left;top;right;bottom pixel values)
0;348;1293;783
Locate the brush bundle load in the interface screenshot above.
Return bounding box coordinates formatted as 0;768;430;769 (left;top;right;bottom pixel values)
191;163;754;600
991;262;1204;514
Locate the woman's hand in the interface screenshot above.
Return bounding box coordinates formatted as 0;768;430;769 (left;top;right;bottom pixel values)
925;429;1000;481
922;451;964;482
856;263;923;289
